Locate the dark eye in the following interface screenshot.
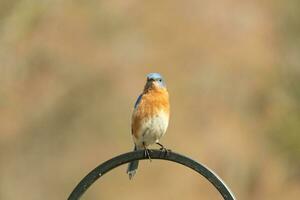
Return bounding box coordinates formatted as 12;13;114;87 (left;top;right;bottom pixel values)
158;79;162;82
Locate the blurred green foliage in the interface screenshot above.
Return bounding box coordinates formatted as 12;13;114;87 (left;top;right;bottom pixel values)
270;69;300;175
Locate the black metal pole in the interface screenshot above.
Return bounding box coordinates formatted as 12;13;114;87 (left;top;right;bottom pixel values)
68;150;236;200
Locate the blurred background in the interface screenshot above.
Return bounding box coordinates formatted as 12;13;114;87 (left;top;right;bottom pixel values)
1;0;300;199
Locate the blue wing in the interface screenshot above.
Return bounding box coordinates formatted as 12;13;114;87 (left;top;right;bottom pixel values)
134;94;143;109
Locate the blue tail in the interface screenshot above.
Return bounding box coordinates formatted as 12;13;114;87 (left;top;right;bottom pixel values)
127;146;139;179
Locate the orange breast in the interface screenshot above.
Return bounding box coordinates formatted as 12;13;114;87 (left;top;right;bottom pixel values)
131;87;170;139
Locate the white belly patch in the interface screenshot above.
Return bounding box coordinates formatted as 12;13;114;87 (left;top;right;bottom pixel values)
134;111;169;148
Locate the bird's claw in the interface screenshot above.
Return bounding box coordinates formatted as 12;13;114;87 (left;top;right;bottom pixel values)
144;148;152;162
160;147;171;156
156;142;170;156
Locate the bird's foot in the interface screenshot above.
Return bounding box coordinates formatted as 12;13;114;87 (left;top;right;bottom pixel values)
156;142;171;156
144;148;152;162
160;148;171;156
143;143;152;162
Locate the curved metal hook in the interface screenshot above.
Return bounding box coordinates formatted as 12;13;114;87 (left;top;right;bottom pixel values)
68;150;236;200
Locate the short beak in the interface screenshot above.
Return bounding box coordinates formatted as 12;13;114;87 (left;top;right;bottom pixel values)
147;78;155;82
144;79;155;90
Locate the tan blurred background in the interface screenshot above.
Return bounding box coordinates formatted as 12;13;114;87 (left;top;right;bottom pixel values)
1;0;300;199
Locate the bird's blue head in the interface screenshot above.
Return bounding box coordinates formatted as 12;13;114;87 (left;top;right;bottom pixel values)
144;73;166;90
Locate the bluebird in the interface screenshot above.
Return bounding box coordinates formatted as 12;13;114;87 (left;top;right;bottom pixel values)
127;73;170;179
